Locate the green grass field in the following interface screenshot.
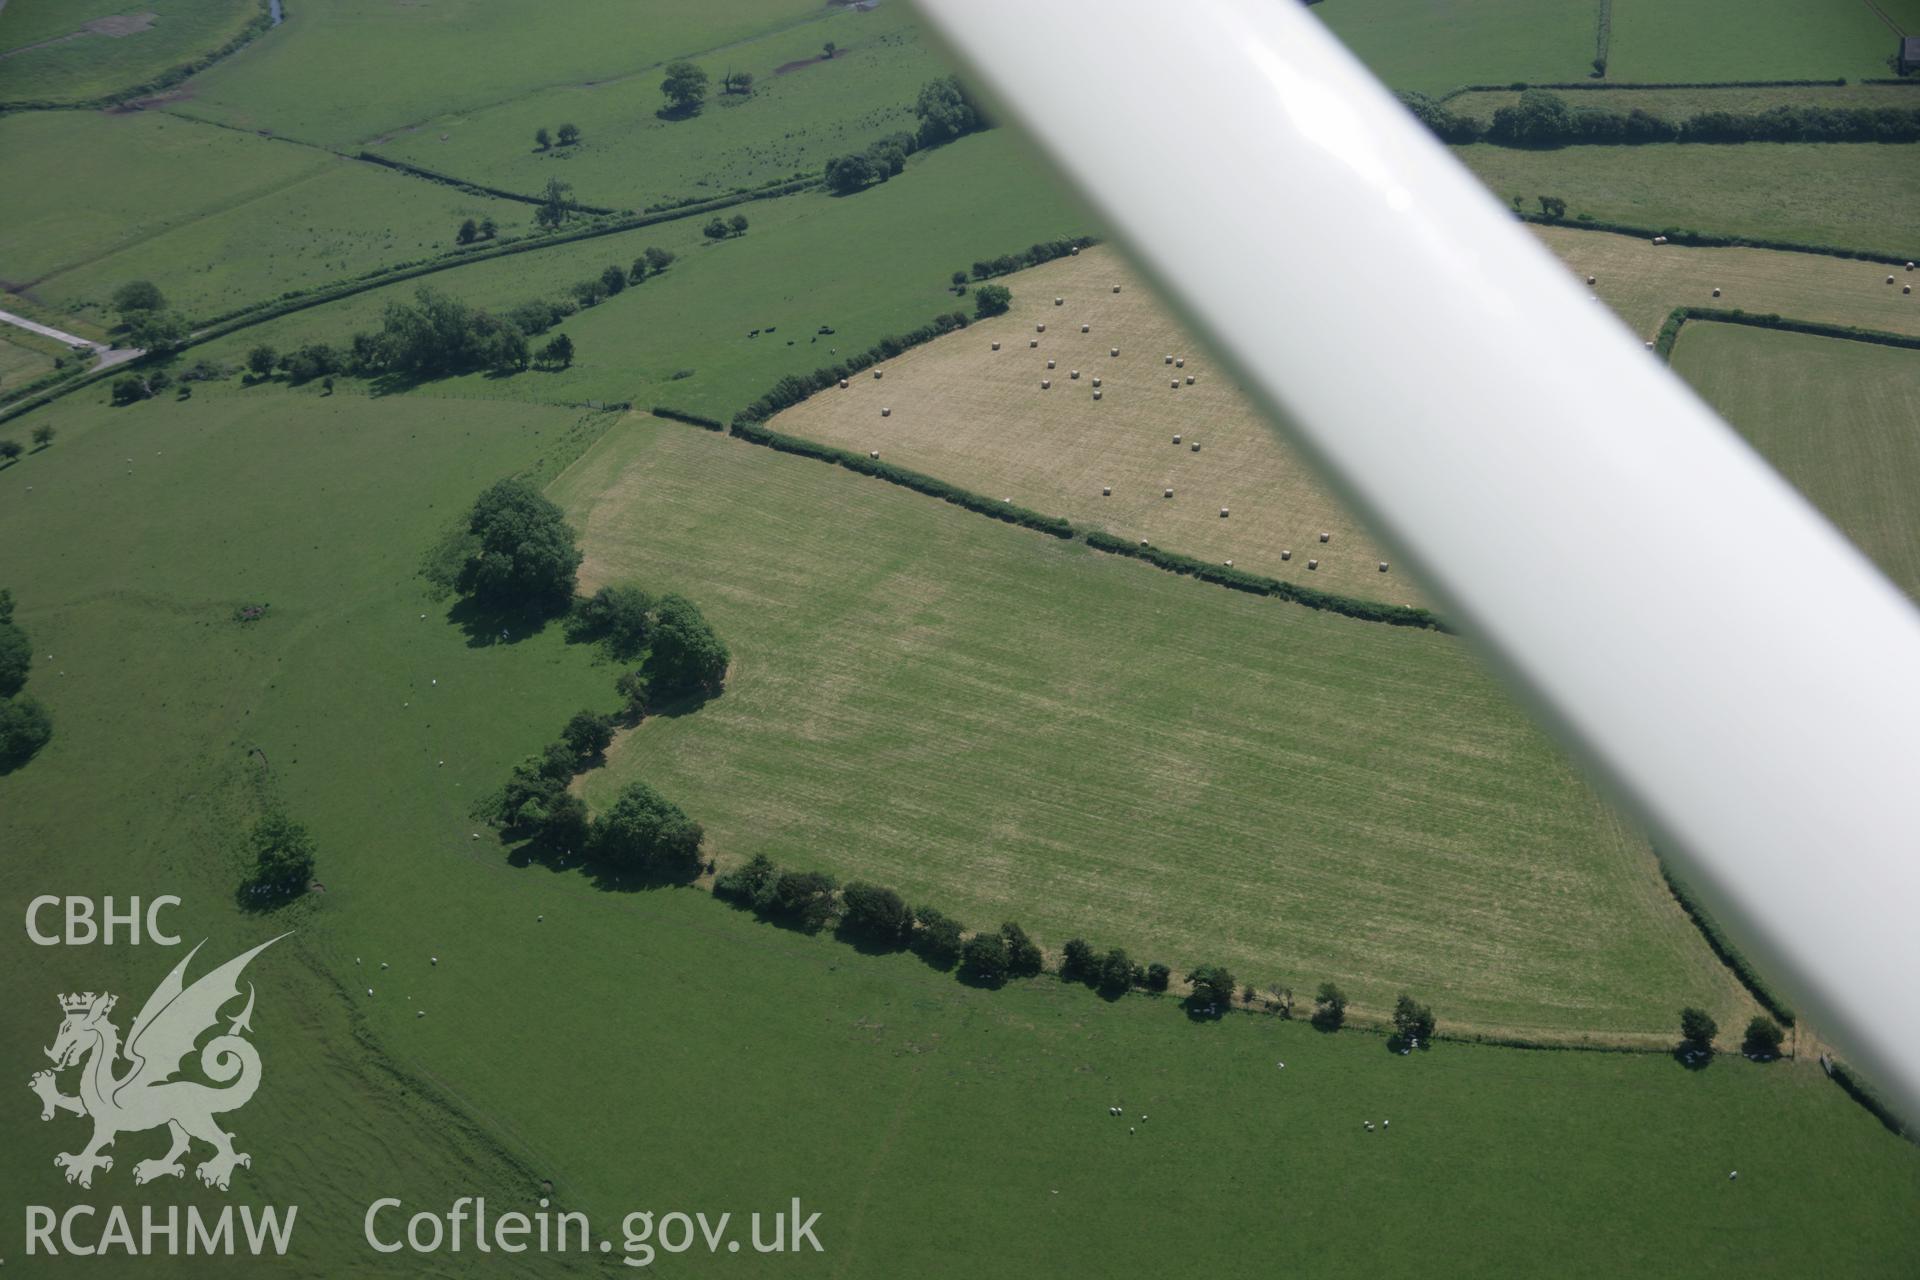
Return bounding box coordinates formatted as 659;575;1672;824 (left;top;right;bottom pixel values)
192;129;1093;415
0;0;261;106
1675;323;1920;600
554;416;1751;1040
1310;0;1597;95
1607;0;1903;82
0;330;62;384
377;2;946;211
0;110;525;326
2;384;1916;1276
1456;142;1920;255
177;0;836;147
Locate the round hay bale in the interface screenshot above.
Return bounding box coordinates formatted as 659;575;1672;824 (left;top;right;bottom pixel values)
1110;347;1120;357
1889;276;1897;285
1185;375;1195;385
1906;285;1913;295
1281;549;1292;561
1163;487;1173;498
869;450;880;459
1047;358;1056;369
1711;288;1720;297
991;341;1001;351
1042;379;1052;389
1102;485;1112;496
1165;355;1173;365
1030;339;1039;348
1645;340;1655;349
1307;559;1319;570
1175;358;1185;368
1907;262;1915;271
1055;297;1064;306
1070;369;1080;379
1091;377;1102;387
838;379;849;389
1171;379;1180;389
874;369;884;379
1225;559;1233;567
1586;275;1596;285
1112;285;1121;293
1140;537;1150;547
1191;441;1200;452
1092;389;1103;400
1037;323;1047;333
1173;433;1182;443
881;407;891;417
1379;562;1390;572
1219;507;1229;518
1080;323;1090;333
1319;531;1330;543
1070;245;1079;255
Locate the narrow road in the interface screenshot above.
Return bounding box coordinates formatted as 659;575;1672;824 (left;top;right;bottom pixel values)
0;308;143;370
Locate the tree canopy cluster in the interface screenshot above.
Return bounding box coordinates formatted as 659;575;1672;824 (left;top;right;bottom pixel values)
452;478;584;614
820;77;991;196
239;809;317;908
1402;88;1920;149
660;61;709;115
0;589;53;772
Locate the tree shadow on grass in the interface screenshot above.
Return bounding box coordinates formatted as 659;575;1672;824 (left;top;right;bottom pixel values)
654;102;702;123
445;596;564;649
1674;1045;1715;1072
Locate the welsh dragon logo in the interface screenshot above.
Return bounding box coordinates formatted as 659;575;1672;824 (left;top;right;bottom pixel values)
28;935;286;1191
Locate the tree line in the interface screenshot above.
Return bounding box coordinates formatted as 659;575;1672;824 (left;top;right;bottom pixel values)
0;588;53;772
821;76;991;196
1402;88;1920;147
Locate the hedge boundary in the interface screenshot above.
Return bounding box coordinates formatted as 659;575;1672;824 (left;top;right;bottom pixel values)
0;0;278;114
1591;0;1612;79
1440;78;1850;101
1656;306;1920;362
1520;213;1913;266
1656;860;1797;1025
650;406;724;431
1828;1058;1913;1141
356;151;620;214
1082;531;1448;631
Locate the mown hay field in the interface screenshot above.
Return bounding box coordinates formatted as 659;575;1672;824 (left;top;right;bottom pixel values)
558;416;1755;1039
1675;322;1920;600
0;0;260;105
1606;0;1909;83
769;246;1413;604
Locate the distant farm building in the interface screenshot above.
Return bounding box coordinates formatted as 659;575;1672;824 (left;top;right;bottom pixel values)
1902;37;1920;75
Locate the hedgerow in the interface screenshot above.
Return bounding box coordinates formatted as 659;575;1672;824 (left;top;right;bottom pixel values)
1657;307;1920;362
1655;860;1796;1025
1518;214;1912;267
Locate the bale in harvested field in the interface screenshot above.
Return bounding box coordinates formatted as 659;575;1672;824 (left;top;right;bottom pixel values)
1163;488;1173;498
1646;341;1655;349
1070;246;1079;255
1093;390;1103;400
1112;285;1121;293
1308;559;1318;570
1319;531;1330;543
1165;355;1173;365
1281;549;1292;560
870;450;879;459
881;407;891;417
1220;508;1229;518
1048;359;1056;369
1140;538;1149;546
838;379;849;388
1186;375;1195;385
1030;339;1039;348
1070;369;1080;379
1889;276;1897;285
1102;485;1112;496
1175;358;1185;368
1037;323;1047;333
874;369;884;378
1092;377;1102;387
1111;347;1120;357
1908;262;1915;271
1586;275;1595;285
1042;379;1052;389
1055;297;1064;306
1379;562;1390;572
1081;324;1090;333
1171;380;1180;389
992;341;1001;351
1173;433;1182;443
1905;286;1913;295
1711;288;1721;297
1225;559;1233;567
1191;441;1200;452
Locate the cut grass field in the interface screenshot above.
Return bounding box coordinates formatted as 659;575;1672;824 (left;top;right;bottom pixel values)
1674;323;1920;600
556;415;1753;1040
771;245;1414;604
0;331;61;385
0;110;525;326
1456;141;1920;257
1310;0;1597;96
1606;0;1903;83
377;2;945;212
191;129;1091;416
0;0;260;105
1533;225;1920;339
177;0;833;148
7;383;1916;1278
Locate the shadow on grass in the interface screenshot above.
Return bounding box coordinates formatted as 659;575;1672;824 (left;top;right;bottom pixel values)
1674;1045;1715;1072
445;596;564;649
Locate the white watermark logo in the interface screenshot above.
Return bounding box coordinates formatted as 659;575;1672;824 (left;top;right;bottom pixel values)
29;934;288;1192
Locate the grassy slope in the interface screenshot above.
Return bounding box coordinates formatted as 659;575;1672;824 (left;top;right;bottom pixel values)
3;386;1915;1278
0;0;133;49
556;417;1750;1039
0;0;259;105
177;0;832;147
1674;323;1920;600
1607;0;1900;82
193;129;1093;415
378;3;944;211
0;331;58;383
1455;142;1920;255
1309;0;1596;96
0;110;526;325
